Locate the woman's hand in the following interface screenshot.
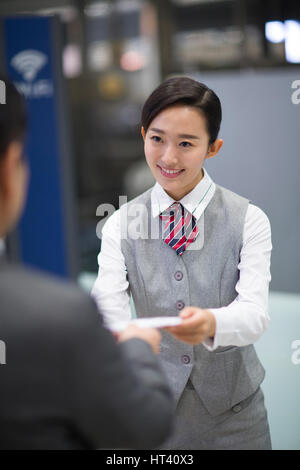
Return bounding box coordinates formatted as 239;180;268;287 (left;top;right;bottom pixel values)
164;307;216;345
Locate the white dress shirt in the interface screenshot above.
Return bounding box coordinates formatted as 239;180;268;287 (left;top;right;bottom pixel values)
91;168;272;351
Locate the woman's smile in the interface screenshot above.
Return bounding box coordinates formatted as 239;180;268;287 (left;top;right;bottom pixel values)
157;164;185;179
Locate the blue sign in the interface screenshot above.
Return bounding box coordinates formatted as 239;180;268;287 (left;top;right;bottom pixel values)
2;16;76;278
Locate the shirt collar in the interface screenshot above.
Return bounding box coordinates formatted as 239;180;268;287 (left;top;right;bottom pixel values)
151;167;216;221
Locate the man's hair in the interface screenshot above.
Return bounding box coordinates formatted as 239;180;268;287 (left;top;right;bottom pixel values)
141;76;222;145
0;75;27;159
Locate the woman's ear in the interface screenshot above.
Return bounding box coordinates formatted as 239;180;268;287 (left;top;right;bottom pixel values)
141;126;146;142
206;138;223;159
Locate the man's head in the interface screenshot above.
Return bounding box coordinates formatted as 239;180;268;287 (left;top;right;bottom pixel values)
0;76;28;237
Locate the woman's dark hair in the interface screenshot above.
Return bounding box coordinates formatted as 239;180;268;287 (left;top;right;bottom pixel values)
0;75;27;159
141;76;222;145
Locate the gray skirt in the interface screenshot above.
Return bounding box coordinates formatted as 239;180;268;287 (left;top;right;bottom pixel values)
157;382;272;450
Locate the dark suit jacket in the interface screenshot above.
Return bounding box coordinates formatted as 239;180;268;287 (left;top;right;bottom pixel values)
0;258;174;450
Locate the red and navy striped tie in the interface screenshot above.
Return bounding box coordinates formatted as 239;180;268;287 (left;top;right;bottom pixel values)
160;202;199;256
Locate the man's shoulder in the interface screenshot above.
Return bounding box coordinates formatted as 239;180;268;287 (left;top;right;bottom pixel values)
0;262;86;300
0;263;98;329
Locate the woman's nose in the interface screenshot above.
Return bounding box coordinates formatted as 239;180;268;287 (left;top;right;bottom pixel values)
161;145;179;167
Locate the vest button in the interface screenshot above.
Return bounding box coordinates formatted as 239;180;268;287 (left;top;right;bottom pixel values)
174;271;183;281
176;300;185;310
232;404;242;413
181;355;190;364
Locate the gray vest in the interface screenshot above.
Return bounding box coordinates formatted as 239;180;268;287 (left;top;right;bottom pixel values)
120;185;265;416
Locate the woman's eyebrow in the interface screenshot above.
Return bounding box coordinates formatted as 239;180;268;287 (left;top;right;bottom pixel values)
149;127;200;139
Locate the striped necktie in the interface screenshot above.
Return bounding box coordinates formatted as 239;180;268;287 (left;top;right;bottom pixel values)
160;202;199;256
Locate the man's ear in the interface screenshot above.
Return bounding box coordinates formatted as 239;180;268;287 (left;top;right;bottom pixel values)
0;142;23;197
206;138;223;159
141;126;146;142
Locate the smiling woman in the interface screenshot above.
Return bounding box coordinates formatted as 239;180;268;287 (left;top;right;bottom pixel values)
139;77;223;200
141;104;223;201
92;76;273;450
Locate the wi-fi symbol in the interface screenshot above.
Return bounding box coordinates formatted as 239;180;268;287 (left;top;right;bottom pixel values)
11;49;47;82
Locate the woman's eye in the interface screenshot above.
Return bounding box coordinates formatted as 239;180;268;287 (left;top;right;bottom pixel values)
151;135;162;143
180;141;192;148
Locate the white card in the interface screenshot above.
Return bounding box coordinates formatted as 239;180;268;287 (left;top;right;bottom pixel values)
110;316;182;332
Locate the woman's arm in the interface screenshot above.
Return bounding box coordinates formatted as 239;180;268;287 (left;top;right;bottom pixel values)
91;209;132;328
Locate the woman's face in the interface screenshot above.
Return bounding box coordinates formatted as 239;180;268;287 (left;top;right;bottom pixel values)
142;104;222;201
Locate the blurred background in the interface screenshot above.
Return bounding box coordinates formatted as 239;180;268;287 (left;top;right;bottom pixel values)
0;0;299;449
